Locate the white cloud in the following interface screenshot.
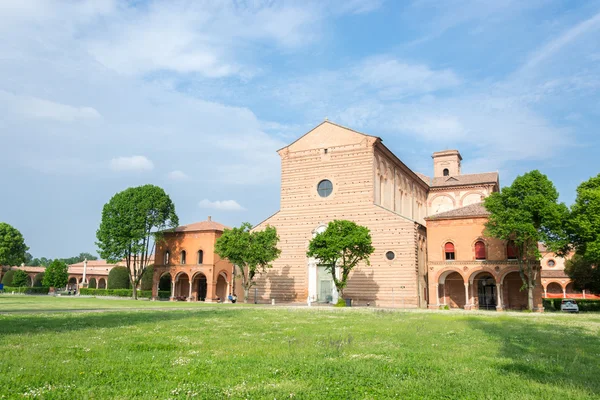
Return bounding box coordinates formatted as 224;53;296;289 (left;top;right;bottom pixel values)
0;91;101;122
109;156;154;172
167;170;190;181
198;199;245;211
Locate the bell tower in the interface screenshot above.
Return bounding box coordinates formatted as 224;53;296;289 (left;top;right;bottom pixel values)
432;150;462;177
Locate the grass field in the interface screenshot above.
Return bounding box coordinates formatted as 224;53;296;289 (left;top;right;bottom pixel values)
1;296;599;399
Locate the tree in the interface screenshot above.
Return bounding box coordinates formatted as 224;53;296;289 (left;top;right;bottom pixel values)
306;220;375;301
1;270;15;286
33;273;45;287
563;174;600;294
107;266;130;289
484;170;568;310
215;222;281;303
140;265;154;291
12;270;29;287
565;254;600;294
43;260;69;289
0;223;29;266
96;185;178;299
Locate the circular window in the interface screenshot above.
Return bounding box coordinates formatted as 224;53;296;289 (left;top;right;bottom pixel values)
317;179;333;198
385;251;395;261
547;259;556;267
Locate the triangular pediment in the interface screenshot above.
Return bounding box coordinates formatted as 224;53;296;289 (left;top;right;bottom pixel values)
281;121;377;153
446;177;459;182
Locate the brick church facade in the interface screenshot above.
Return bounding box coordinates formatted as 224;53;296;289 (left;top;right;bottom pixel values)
251;121;545;310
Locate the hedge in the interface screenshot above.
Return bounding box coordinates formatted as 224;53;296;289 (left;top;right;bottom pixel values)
543;298;600;312
107;267;130;289
1;286;50;295
79;288;170;299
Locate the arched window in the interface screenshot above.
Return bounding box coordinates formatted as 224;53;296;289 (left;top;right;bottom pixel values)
180;250;186;265
506;241;517;260
198;250;204;264
475;241;486;260
164;250;170;265
443;168;449;176
444;242;455;260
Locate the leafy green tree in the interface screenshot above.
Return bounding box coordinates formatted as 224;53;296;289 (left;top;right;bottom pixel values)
215;223;281;303
96;185;178;299
1;270;15;286
108;266;130;289
563;174;600;294
565;254;600;294
43;260;69;289
484;170;568;310
306;220;375;301
140;265;154;291
0;223;29;266
12;270;29;287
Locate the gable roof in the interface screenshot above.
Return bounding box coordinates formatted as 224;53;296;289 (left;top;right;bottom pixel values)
426;202;490;220
173;219;228;233
428;172;499;188
277;120;380;152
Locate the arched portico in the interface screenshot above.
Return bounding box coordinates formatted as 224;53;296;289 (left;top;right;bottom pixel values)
67;277;78;291
98;277;107;289
174;272;190;301
470;271;497;310
545;281;563;298
436;269;468;309
215;271;228;302
502;271;528;310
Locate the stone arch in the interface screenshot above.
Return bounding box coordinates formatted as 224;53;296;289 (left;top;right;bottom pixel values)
470;270;497;310
88;277;97;289
565;282;581;298
459;191;486;207
437;268;467;284
97;277;107;289
191;271;208;301
216;271;228;302
67;276;78;290
546;281;563;297
158;271;172;292
174;271;190;300
468;267;498;284
438;270;466;308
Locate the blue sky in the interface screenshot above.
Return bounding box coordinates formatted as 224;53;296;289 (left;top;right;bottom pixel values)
1;0;599;259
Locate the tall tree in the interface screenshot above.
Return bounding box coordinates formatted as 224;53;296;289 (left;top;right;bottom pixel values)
12;270;29;287
306;220;375;301
563;173;600;294
43;260;69;289
96;185;178;299
484;170;568;310
0;223;29;266
215;223;281;303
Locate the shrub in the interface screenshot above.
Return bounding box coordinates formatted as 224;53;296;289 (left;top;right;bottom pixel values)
2;270;15;286
158;290;170;299
334;298;346;307
12;270;29;287
2;286;49;294
43;260;68;288
107;267;130;289
543;298;600;312
141;265;153;291
78;288;158;298
33;273;45;287
88;278;97;289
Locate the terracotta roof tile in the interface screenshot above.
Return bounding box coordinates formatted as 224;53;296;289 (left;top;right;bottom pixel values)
415;172;431;186
431;172;498;188
174;219;228;232
426;202;490;220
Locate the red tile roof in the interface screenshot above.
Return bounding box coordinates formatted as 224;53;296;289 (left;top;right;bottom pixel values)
173;218;228;232
426;202;491;220
417;172;499;188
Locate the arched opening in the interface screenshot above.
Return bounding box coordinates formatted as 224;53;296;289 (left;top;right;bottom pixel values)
472;272;496;310
546;282;563;297
565;282;582;298
180;250;187;265
216;273;227;302
475;241;486;260
506;240;517;260
193;273;207;301
33;273;44;287
98;278;107;289
164;250;170;265
444;242;455;260
25;275;33;287
159;273;172;291
503;272;528;309
443;168;449;176
439;271;465;308
68;277;78;291
174;272;190;300
197;250;204;264
89;277;97;289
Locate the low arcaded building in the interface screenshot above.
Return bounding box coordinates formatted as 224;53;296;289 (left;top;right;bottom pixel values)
426;203;544;310
152;217;237;302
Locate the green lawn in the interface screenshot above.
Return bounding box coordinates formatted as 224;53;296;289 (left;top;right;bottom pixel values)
1;297;599;399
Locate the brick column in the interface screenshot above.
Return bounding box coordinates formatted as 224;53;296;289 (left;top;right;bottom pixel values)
583;289;586;299
544;286;547;298
170;279;175;301
205;280;216;303
188;281;193;302
435;284;440;307
464;283;470;310
562;287;566;298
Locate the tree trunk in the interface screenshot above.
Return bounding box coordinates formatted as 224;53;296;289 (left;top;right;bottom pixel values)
132;286;138;300
528;272;534;311
243;287;249;304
